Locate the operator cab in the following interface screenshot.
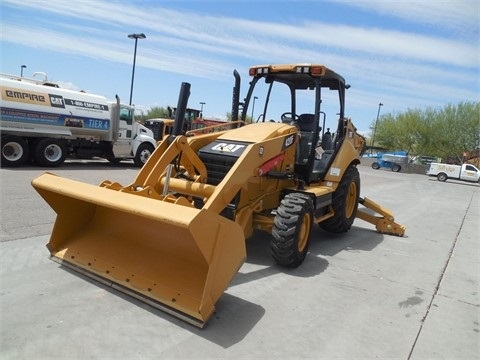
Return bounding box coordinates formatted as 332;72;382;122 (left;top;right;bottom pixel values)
239;64;348;184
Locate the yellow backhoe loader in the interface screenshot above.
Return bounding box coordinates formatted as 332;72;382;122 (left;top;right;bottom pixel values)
32;64;405;327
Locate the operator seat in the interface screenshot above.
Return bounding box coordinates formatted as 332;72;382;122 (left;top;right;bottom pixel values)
295;114;317;165
297;113;316;131
294;114;325;184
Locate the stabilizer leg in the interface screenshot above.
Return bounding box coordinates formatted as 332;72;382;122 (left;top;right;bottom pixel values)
356;197;406;236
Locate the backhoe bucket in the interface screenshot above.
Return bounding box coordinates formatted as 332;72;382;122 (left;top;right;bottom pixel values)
32;173;246;327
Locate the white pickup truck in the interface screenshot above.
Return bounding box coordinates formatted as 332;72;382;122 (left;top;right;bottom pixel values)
427;162;480;183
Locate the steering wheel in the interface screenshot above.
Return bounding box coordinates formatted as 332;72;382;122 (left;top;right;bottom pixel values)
281;112;300;123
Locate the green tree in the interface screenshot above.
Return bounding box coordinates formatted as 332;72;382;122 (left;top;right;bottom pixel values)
372;101;479;161
373;109;424;154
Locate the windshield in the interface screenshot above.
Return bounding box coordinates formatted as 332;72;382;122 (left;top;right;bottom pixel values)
243;77;341;132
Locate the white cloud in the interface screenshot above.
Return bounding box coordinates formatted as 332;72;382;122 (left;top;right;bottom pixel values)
3;0;477;68
329;0;479;31
1;0;478;126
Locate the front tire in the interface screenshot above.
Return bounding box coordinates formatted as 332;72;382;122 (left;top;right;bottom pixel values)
34;138;67;167
134;143;154;167
320;165;360;233
271;193;313;268
1;135;29;167
371;162;380;170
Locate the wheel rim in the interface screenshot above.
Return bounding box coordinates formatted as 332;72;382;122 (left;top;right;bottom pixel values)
2;142;23;161
44;144;63;162
140;149;151;163
298;212;311;252
345;181;358;218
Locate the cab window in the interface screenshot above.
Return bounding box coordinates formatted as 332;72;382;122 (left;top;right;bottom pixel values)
120;108;133;125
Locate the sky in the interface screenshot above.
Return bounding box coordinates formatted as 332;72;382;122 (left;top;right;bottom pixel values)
1;0;479;134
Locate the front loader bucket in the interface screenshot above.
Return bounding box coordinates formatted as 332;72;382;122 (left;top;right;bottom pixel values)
32;173;246;327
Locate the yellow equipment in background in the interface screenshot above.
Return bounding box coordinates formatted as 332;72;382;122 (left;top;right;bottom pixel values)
32;64;405;327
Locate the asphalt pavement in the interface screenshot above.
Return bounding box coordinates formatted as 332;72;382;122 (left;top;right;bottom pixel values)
1;159;479;359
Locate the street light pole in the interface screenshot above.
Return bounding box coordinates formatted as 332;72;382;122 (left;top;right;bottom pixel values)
128;33;146;106
20;65;26;77
200;102;205;119
251;96;258;122
371;102;383;151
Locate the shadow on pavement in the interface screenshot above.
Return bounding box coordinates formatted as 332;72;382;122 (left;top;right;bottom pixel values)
229;225;384;288
58;264;265;349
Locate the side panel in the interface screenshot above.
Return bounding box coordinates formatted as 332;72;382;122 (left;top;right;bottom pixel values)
0;78;112;140
322;140;360;187
427;163;461;178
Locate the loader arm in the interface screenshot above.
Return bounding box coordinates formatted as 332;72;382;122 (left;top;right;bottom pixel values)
131;131;229;187
100;136;208;200
102;134;213;198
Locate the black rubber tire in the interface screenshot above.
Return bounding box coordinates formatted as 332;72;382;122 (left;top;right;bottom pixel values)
371;162;380;170
271;193;314;268
34;138;67;167
133;143;154;167
392;164;401;172
1;135;29;167
320;165;360;233
437;173;447;182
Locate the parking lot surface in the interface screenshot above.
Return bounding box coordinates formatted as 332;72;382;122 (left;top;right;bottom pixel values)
1;160;479;359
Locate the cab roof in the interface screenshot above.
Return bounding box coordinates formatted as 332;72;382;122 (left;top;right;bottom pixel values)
249;64;346;91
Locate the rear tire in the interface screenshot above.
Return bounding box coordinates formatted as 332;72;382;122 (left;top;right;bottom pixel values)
34;138;67;167
392;164;401;172
1;135;29;167
437;173;447;182
320;165;360;233
134;143;154;167
371;162;380;170
271;193;313;268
